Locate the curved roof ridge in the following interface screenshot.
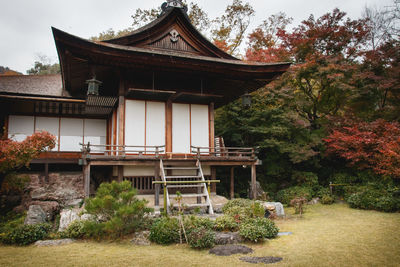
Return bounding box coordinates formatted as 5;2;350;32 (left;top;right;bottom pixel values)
103;7;236;60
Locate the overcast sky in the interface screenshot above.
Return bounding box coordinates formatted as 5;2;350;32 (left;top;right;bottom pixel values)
0;0;394;74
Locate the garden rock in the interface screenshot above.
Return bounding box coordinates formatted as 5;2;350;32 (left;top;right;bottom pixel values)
264;202;285;217
209;245;253;256
34;239;75;246
130;231;150;246
58;208;81;232
240;256;283;264
24;205;46;225
80;213;95;221
29;201;59;221
249;181;268;200
214;232;243;245
308;198;320;205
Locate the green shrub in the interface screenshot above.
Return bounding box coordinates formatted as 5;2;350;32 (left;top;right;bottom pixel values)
239;218;279;242
346;183;400;212
187;227;215;249
62;220;86;239
184;216;214;233
291;171;319;187
375;196;400;212
214;215;239;232
222;199;265;220
149;217;180;245
80;220;106;240
2;223;51;245
84;181;153;238
0;212;26;244
321;195;334;205
316;187;331;198
276;186;313;205
222;198;253;212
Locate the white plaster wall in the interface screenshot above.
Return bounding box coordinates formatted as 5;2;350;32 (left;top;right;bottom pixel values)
124;166;154;176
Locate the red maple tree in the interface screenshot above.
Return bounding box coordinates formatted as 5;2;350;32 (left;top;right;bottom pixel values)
0;131;56;185
324;119;400;178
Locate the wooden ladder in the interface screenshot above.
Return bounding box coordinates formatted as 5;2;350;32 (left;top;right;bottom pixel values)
160;159;214;214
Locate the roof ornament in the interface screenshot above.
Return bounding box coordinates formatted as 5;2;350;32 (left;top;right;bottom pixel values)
161;0;188;14
170;29;179;43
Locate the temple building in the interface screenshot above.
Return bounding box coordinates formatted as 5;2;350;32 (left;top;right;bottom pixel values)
0;1;289;214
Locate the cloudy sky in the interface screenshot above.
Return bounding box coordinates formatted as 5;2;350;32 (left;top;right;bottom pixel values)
0;0;394;74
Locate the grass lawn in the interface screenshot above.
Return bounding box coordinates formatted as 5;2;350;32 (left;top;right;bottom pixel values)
0;203;399;267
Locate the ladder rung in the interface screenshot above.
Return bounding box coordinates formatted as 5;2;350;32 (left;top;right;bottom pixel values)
169;193;207;198
172;203;209;208
165;175;201;179
166;184;203;188
163;167;198;170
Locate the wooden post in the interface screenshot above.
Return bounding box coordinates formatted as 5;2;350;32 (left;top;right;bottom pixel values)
209;103;215;153
83;163;91;197
44;162;49;183
251;164;257;200
118;95;125;156
197;167;201;204
230;167;235;199
154;162;160;207
117;165;123;182
163;183;167;214
211;167;217;194
166;100;172;154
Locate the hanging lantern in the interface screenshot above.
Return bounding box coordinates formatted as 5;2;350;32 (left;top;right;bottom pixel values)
242;92;252;107
86;77;102;96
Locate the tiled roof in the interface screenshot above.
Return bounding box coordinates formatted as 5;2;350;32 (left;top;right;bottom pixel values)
0;74;63;96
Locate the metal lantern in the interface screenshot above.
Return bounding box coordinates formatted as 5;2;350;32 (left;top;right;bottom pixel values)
242;92;252;107
86;77;102;96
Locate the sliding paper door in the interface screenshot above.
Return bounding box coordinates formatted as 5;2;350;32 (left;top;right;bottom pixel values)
172;103;191;153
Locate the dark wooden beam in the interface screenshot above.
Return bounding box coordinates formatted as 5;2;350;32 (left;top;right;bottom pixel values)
211;167;216;193
117;166;123;182
44;162;49;183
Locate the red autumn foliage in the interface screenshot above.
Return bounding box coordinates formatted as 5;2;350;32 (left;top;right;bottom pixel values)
0;131;56;174
324;119;400;178
213;39;230;53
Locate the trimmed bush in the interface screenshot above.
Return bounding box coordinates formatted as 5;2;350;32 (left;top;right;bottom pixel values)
214;215;239;232
149;217;180;244
187;227;215;249
347;185;400;212
2;223;51;245
321;195;334;205
239;218;279;242
276;186;313;205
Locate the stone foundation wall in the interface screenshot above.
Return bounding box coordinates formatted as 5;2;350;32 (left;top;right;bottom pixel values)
15;172;84;220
